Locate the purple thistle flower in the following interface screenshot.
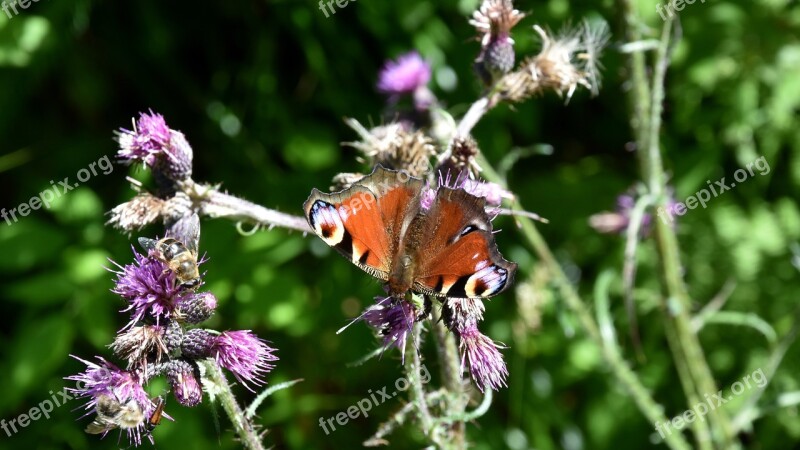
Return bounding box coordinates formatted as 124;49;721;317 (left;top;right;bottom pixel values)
212;330;278;391
110;248;193;328
65;356;153;446
117;111;171;167
457;321;508;392
377;51;431;96
422;170;511;209
116;111;193;181
462;179;514;207
363;296;419;359
589;188;678;236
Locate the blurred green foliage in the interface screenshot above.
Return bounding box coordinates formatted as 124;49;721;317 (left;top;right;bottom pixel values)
0;0;799;449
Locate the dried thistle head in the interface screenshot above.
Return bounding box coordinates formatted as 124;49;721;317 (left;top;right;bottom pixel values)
107;193;166;233
111;325;168;375
107;190;194;234
493;20;610;103
437;136;482;178
343;121;435;178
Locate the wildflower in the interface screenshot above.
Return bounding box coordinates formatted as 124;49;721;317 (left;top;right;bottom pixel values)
589;189;678;236
363;296;424;358
66;356;153;446
458;320;509;391
110;248;193;328
377;51;431;96
470;0;526;84
181;329;278;391
116;110;194;182
442;298;507;391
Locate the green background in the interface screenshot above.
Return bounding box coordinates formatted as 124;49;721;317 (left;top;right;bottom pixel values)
1;0;799;449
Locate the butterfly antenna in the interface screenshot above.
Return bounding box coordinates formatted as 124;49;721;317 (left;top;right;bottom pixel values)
336;296;392;335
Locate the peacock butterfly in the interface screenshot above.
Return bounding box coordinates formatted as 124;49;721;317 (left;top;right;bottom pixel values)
304;166;516;299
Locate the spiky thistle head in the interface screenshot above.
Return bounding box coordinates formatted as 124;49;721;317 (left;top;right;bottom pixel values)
494;20;610;102
470;0;526;84
116;110;194;183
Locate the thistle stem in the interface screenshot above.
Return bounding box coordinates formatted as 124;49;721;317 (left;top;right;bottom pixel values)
432;308;467;449
198;185;312;233
616;3;738;447
201;360;266;450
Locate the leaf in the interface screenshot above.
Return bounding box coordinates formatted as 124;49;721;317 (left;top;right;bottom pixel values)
245;379;304;419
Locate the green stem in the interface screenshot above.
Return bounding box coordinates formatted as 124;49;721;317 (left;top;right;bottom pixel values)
201;360;266;450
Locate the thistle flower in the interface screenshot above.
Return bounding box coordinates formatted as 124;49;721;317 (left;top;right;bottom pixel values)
494;20;610;103
470;0;526;84
588;189;677;236
462;179;514;207
377;51;431;96
116;111;193;182
442;298;507;391
443;298;486;326
363;296;422;359
211;331;278;391
426;168;512;209
66;356;154;446
110;248;193;328
458;321;509;392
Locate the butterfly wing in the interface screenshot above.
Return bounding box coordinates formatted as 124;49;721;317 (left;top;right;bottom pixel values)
304;166;424;280
413;187;516;298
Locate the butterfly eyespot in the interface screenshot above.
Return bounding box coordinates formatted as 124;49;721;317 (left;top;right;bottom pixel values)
309;200;346;246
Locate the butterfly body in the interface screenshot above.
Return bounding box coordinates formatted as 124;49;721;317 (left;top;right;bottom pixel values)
304;166;516;299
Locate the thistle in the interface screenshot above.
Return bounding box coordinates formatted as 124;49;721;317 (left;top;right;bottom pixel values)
470;0;526;85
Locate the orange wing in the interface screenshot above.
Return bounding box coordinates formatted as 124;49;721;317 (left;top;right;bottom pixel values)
303;166;424;280
413;187;516;298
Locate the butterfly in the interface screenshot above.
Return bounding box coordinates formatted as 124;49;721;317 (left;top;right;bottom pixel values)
303;166;516;299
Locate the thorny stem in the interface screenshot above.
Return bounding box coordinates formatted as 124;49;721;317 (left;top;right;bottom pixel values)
192;182;312;233
403;324;446;448
201;360;266;450
616;3;738;447
432;307;467;448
